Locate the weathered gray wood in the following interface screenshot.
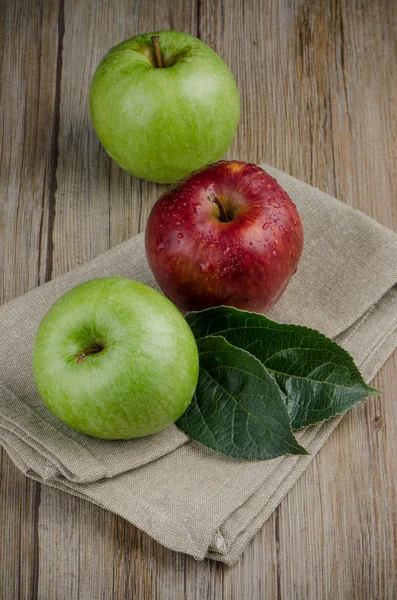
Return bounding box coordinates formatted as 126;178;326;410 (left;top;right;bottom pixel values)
1;0;396;598
0;1;61;598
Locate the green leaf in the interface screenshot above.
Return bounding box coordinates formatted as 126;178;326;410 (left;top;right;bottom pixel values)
186;307;379;429
176;336;308;459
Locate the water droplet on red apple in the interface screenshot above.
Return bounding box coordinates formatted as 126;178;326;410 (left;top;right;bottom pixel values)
262;223;269;230
178;232;184;239
272;250;277;257
193;203;201;214
249;241;253;246
223;247;230;255
279;225;284;232
177;240;181;244
270;225;275;231
200;262;211;272
156;241;165;251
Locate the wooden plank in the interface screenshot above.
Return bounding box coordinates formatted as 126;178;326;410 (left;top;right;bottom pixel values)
0;1;61;598
0;0;61;302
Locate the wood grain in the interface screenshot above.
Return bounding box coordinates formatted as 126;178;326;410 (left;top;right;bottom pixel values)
1;0;396;597
0;1;61;598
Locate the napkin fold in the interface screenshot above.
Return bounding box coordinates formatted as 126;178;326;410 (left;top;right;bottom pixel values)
1;165;396;565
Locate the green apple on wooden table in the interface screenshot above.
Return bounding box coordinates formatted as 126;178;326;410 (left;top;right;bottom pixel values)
32;278;199;440
89;30;240;183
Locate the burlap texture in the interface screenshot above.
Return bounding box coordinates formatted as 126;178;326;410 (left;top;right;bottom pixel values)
1;165;396;564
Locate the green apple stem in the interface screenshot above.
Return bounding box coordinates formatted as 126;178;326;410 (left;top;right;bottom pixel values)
208;193;231;223
152;36;163;68
76;343;104;364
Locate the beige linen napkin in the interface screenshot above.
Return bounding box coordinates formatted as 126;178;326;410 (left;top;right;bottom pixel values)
1;165;397;564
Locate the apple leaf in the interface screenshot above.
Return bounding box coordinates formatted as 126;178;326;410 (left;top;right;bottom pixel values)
176;336;308;459
185;307;379;430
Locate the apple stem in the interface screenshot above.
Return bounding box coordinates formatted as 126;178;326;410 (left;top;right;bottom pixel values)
152;36;163;68
208;193;231;223
76;344;104;364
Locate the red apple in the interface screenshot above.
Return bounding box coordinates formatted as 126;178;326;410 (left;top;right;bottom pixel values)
145;161;304;313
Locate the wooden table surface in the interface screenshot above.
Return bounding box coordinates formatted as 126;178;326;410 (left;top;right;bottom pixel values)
1;0;396;598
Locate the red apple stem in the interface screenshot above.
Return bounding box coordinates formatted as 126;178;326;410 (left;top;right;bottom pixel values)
208;193;231;223
152;36;163;68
